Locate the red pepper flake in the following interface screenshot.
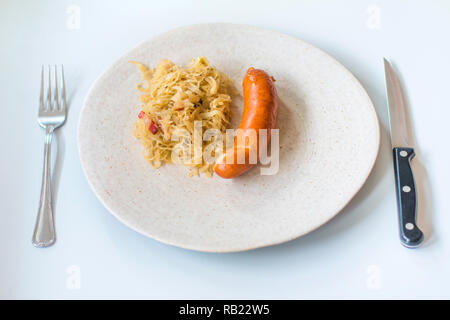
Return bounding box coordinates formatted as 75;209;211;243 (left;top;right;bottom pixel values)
149;121;158;134
155;117;164;133
138;111;145;119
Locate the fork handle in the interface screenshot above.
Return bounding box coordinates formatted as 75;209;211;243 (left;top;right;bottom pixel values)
32;126;56;247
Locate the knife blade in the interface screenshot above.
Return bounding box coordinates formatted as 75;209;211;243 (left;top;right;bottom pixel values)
384;58;423;248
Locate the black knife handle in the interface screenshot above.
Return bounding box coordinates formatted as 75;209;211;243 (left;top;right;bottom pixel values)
393;147;423;248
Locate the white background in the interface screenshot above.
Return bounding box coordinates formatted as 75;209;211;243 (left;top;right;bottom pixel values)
1;0;449;299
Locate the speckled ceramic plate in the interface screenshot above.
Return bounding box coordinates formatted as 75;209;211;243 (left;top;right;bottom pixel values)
78;23;380;252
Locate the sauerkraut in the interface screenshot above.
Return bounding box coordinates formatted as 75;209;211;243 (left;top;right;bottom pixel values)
132;57;236;177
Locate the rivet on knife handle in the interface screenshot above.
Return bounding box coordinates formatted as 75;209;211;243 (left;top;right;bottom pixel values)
392;147;423;248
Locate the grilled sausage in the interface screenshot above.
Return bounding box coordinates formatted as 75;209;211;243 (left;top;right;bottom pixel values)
214;67;278;179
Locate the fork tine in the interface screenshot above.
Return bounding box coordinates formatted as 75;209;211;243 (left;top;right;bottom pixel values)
40;65;45;111
53;65;60;110
46;65;52;110
61;64;67;111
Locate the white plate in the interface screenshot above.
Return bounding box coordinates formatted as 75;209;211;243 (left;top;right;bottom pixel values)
78;24;380;252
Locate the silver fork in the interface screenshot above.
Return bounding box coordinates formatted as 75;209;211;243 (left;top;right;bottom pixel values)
32;65;67;247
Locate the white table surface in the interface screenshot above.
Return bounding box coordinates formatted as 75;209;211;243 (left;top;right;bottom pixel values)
1;0;449;299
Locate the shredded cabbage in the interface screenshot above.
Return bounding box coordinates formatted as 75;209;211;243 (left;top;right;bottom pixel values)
131;57;236;177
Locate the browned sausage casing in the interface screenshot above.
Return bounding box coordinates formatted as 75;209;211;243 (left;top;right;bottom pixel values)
214;67;278;179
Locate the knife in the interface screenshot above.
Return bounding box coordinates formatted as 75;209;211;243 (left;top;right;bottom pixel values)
384;58;424;248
